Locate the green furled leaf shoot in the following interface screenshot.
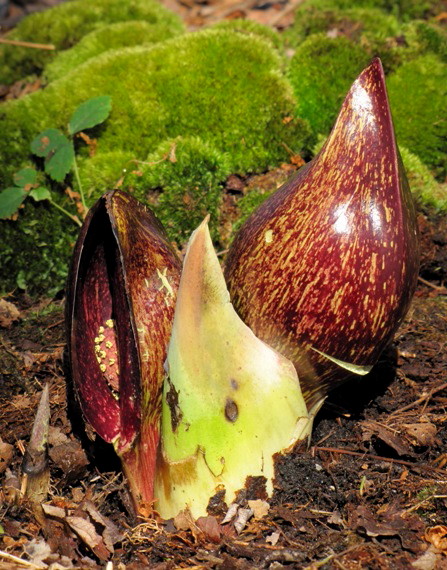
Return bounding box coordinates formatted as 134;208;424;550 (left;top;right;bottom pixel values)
68;95;112;135
155;218;322;519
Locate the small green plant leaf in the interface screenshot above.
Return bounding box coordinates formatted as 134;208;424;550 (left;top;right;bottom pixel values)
29;187;51;202
31;129;70;159
68;96;112;135
0;187;27;219
45;141;75;182
14;167;37;188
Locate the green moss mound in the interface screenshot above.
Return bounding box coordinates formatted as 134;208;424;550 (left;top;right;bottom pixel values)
287;35;370;141
0;28;309;294
131;137;231;243
399;147;447;211
0;0;184;84
399;20;447;62
285;6;401;48
288;0;443;21
387;54;447;178
211;19;283;51
1;29;308;187
45;20;183;81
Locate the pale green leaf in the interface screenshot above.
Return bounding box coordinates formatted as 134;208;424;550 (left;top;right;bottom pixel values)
29;187;51;202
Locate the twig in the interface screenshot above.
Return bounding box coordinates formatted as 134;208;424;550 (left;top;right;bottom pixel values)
418;276;447;292
389;381;447;415
313;445;447;475
0;38;55;50
406;494;447;514
0;549;45;568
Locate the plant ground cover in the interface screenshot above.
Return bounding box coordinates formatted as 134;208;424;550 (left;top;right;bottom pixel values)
0;0;446;568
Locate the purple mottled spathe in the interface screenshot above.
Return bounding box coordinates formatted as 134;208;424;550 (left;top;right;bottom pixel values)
225;58;420;408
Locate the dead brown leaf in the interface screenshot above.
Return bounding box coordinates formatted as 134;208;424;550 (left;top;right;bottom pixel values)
0;298;21;327
196;515;222;543
403;422;437;446
361;420;414;456
352;504;424;553
0;438;14;473
248;499;270;519
49;441;89;478
66;515;110;560
425;525;447;552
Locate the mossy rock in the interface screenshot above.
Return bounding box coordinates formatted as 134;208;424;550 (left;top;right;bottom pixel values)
45;20;184;81
0;28;309;294
1;28;308;188
287;34;370;142
0;0;184;84
82;137;231;244
387;54;447;178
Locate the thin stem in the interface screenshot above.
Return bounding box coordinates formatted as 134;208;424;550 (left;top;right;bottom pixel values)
72;154;86;213
49;199;82;227
0;38;55;50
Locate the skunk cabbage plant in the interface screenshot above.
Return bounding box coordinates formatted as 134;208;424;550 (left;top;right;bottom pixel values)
225;58;420;409
154;219;321;519
66;190;181;508
67;58;420;520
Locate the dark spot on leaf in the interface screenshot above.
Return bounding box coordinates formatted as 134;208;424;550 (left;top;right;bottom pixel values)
225;398;238;422
231;378;239;390
166;377;182;432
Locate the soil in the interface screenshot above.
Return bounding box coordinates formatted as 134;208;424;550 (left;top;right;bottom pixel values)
1;1;447;569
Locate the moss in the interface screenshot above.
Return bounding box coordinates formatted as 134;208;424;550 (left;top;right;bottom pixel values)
79;151;137;200
127;137;231;244
287;0;443;21
285;6;401;49
399;147;447;211
398;20;447;62
45;20;183;82
234;187;275;233
1;28;309;294
0;202;76;296
211;19;283;51
287;35;370;142
387;54;447;178
0;0;184;84
1;29;308;188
